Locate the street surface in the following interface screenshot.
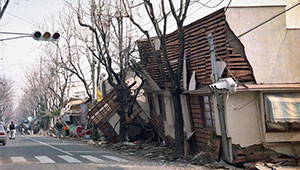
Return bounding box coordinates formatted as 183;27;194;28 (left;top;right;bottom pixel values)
0;134;207;170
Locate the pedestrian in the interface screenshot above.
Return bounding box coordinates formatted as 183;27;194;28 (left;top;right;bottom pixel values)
9;121;16;139
55;119;63;141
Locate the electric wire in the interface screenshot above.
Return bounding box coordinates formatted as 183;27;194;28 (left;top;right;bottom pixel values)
6;11;35;26
188;0;213;16
227;93;257;111
212;0;232;34
157;0;214;35
129;0;212;36
215;52;239;83
226;1;300;44
193;0;225;8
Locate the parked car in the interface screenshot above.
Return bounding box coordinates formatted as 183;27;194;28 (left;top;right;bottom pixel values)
0;124;7;146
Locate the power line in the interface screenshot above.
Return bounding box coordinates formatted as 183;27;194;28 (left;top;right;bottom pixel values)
212;0;232;34
161;0;215;34
227;1;300;44
189;0;213;15
135;0;217;37
193;0;225;9
6;11;35;26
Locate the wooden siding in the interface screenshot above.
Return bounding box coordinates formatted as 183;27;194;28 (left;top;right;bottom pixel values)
137;8;254;89
137;40;167;89
146;92;165;139
188;94;215;151
87;89;119;127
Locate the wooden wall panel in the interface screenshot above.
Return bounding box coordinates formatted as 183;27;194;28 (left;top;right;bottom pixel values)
137;8;255;89
188;94;215;152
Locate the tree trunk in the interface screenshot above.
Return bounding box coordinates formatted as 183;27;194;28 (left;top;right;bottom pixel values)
117;109;126;141
115;86;131;141
171;88;184;157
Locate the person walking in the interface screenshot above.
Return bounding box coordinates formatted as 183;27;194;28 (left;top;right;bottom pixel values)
55;119;64;141
9;121;16;139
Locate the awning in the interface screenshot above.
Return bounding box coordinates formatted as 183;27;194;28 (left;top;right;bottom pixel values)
265;93;300;123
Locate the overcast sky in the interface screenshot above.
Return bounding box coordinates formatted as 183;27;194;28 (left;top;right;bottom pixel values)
0;0;292;106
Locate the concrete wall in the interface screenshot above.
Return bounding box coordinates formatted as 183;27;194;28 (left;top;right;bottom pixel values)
224;92;262;147
226;6;300;84
286;0;300;28
218;91;300;157
269;29;300;82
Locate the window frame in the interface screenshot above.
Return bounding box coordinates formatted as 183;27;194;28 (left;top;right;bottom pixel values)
157;94;166;121
199;95;215;129
146;92;155;114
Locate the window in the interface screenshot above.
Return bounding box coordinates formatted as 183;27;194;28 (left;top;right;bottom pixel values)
199;96;215;129
264;93;300;132
157;94;166;121
147;92;155;114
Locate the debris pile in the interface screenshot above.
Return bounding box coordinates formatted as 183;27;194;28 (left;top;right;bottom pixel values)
97;141;235;169
100;142;177;162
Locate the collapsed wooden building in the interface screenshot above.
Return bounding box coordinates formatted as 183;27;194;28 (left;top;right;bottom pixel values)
137;6;300;165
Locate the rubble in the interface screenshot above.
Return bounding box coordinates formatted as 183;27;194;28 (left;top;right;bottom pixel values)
96;141;240;169
243;161;300;170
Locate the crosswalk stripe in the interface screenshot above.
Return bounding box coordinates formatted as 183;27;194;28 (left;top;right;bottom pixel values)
102;155;129;162
35;156;55;163
80;155;104;163
58;155;82;163
11;156;26;163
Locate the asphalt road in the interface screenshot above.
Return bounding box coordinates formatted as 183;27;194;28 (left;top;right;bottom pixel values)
0;134;207;170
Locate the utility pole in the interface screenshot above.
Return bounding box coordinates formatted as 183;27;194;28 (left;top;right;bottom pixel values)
91;12;97;141
208;33;231;162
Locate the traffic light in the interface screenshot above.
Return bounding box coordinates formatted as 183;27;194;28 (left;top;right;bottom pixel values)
32;31;60;41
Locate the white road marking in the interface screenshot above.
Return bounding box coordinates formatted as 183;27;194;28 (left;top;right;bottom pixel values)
31;138;73;156
80;155;104;163
70;151;107;153
35;156;55;163
58;155;82;163
11;156;26;163
102;155;129;162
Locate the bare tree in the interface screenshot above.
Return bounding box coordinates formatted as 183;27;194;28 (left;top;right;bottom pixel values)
0;76;14;122
42;44;73;109
0;0;10;21
74;0;145;141
51;9;98;101
124;0;190;156
17;61;67;129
